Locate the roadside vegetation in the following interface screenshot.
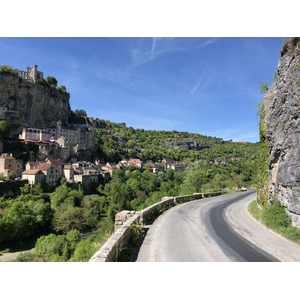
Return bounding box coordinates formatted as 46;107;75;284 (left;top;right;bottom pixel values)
248;200;300;245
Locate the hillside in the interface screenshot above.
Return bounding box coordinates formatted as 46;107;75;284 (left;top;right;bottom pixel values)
91;118;257;162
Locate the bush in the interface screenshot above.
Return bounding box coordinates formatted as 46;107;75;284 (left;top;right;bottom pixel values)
13;252;42;262
262;200;291;228
0;120;11;139
46;76;58;87
0;65;17;75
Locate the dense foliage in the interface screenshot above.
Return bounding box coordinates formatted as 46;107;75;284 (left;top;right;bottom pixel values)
248;200;300;245
0;120;11;139
92;119;258;165
46;76;58;87
0;181;114;261
0;64;18;75
256;102;270;206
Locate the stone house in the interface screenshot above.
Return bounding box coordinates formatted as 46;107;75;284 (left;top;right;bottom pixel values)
37;163;61;185
127;159;143;169
0;153;23;178
63;164;74;181
101;162;117;176
22;169;45;185
73;173;99;191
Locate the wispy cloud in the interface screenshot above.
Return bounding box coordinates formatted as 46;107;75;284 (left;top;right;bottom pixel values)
129;37;174;67
190;65;208;95
128;37;218;68
190;69;207;96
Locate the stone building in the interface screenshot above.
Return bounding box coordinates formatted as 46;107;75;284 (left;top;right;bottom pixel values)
63;164;74;181
22;169;45;185
19;127;50;142
16;65;44;82
37;163;60;185
0;153;23;178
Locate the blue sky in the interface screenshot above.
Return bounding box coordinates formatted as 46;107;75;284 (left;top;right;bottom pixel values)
0;37;284;142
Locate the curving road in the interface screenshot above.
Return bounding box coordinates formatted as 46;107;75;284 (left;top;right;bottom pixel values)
135;190;300;262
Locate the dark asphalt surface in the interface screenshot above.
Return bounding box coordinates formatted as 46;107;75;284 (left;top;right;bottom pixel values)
135;190;282;262
207;190;279;262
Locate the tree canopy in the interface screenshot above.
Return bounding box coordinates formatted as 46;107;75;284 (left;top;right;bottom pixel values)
0;121;11;139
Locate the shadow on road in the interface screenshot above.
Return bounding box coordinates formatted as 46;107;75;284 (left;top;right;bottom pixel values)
129;227;150;262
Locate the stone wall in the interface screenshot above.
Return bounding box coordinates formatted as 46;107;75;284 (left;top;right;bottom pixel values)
89;191;224;262
262;38;300;227
0;179;29;197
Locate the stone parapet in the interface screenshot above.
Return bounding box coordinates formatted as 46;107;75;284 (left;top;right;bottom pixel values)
89;214;140;262
89;191;225;262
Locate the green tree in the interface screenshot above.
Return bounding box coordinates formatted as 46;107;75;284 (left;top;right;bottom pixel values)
0;65;17;75
74;109;87;117
46;76;58;86
127;139;136;149
7;171;16;181
0;120;11;139
181;161;210;193
53;203;84;234
258;80;269;94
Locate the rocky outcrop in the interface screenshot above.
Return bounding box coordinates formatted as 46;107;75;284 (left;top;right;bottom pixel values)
165;139;210;150
263;38;300;227
0;71;70;135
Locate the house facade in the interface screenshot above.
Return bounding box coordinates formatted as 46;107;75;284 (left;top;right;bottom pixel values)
0;153;23;178
22;169;45;185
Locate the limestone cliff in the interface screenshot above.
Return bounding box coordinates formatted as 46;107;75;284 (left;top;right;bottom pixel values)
165;139;210;150
0;70;71;135
262;38;300;226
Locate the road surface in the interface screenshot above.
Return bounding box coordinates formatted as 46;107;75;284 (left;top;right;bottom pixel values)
135;190;300;262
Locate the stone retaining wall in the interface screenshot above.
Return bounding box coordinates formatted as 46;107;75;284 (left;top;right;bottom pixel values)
89;191;225;262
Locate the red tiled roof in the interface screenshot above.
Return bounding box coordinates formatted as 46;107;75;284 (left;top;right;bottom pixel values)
128;159;142;164
37;163;54;171
22;169;43;175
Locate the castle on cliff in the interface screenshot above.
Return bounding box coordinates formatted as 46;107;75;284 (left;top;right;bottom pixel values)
0;65;96;163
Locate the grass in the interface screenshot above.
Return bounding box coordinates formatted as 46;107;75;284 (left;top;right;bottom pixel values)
248;200;300;245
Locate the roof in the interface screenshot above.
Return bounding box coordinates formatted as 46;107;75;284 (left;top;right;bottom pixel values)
46;159;62;166
26;161;41;168
37;163;57;171
0;153;11;158
128;159;142;164
22;169;43;175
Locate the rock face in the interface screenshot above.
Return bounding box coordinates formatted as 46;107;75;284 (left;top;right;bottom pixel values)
165;139;210;150
263;38;300;227
0;71;70;135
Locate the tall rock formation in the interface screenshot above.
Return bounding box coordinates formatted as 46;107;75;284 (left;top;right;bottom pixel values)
263;38;300;227
0;66;71;136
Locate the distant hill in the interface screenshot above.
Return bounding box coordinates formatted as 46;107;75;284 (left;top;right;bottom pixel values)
89;118;258;168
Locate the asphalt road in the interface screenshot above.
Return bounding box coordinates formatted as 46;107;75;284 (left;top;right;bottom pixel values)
135;190;300;262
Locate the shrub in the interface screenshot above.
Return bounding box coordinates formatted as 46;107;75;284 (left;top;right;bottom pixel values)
0;65;17;75
46;76;58;87
0;120;11;139
13;252;42;262
262;200;291;228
